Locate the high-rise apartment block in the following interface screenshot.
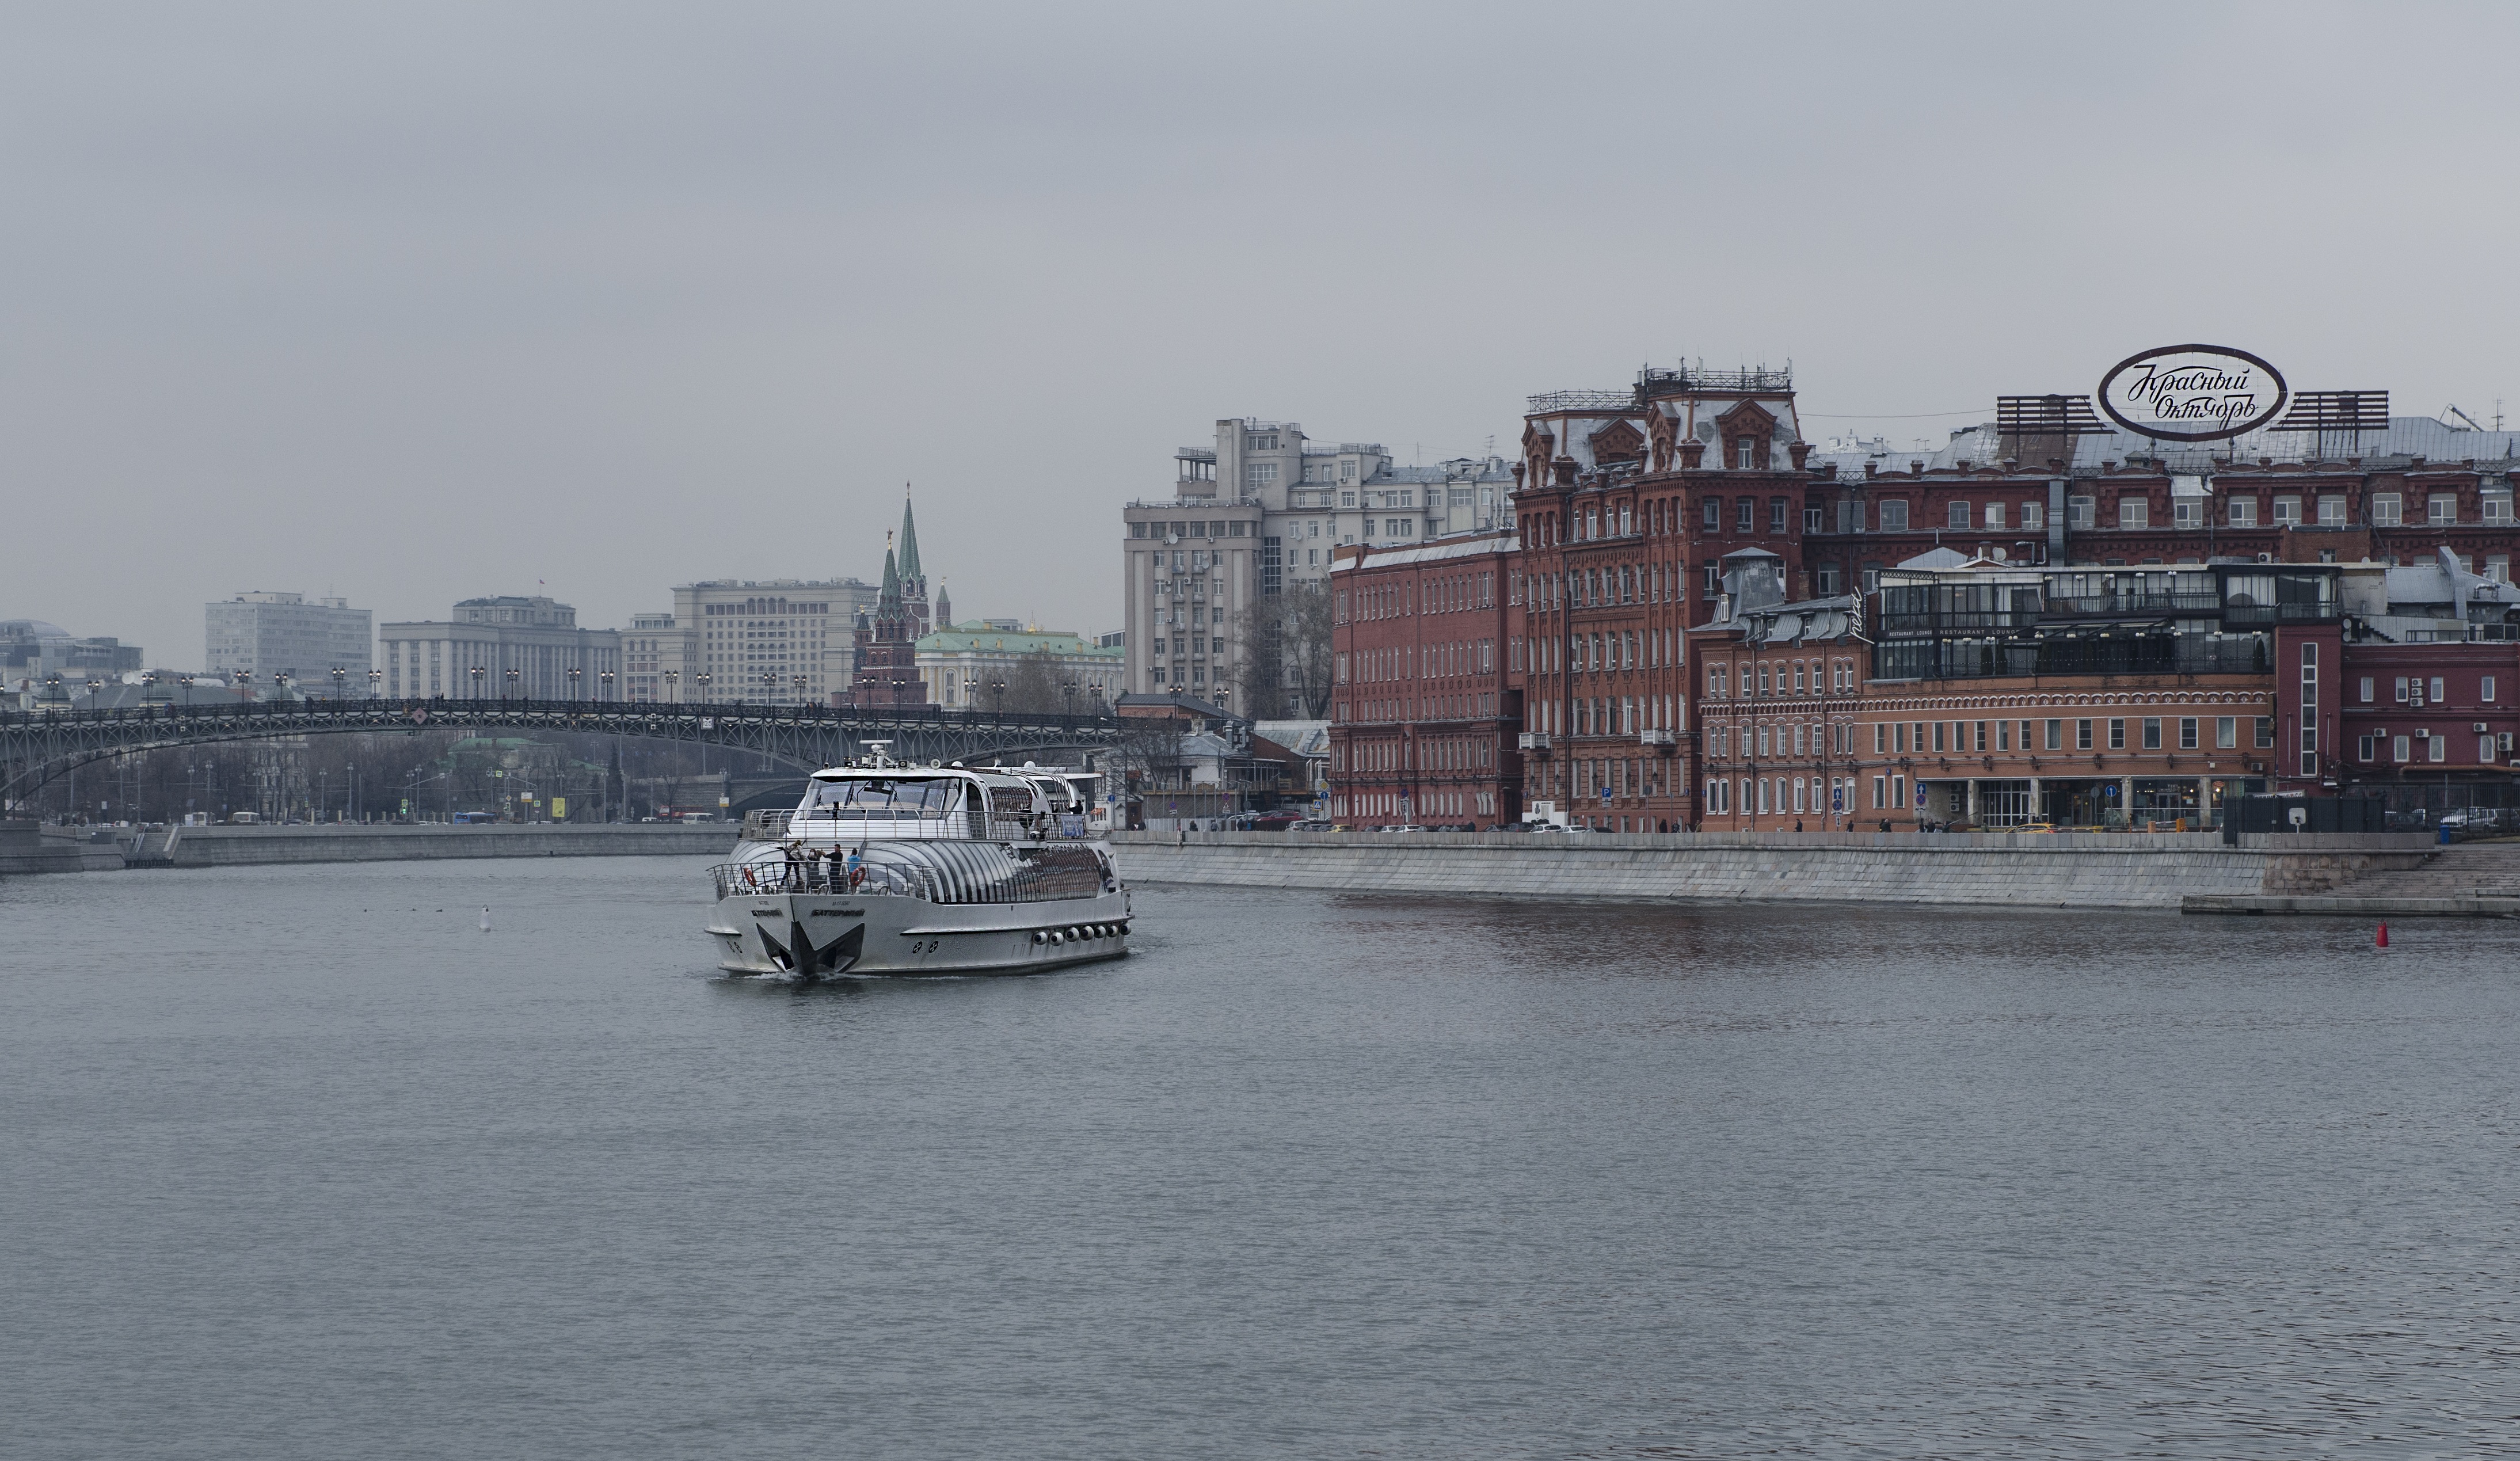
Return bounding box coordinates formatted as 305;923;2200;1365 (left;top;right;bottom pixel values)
1121;417;1509;702
206;592;372;690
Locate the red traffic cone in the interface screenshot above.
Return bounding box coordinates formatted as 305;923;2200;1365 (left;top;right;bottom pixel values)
2377;922;2389;949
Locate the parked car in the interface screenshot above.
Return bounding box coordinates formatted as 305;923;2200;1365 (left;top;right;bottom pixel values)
1290;819;1337;831
2439;809;2501;831
1244;811;1304;831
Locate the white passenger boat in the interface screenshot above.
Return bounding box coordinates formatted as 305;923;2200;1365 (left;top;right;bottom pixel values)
705;756;1130;978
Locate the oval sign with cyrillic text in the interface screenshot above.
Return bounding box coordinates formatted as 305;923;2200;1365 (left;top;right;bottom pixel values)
2096;344;2289;442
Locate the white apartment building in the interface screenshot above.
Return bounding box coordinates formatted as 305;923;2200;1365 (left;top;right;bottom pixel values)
380;596;619;700
625;612;675;702
1120;417;1509;700
206;591;374;690
624;579;882;705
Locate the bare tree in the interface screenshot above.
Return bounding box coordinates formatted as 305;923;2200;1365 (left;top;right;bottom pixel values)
1002;649;1066;714
1232;583;1334;719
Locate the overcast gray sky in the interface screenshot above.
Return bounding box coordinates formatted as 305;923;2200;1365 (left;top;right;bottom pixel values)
10;2;2519;666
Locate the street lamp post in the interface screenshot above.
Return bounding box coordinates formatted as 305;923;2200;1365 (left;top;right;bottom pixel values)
368;668;382;699
665;669;680;703
469;665;484;699
990;678;1007;716
696;671;712;702
600;670;615;702
86;678;103;710
331;667;347;702
568;666;581;702
504;667;520;701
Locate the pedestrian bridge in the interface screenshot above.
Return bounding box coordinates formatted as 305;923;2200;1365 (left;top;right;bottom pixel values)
0;698;1124;801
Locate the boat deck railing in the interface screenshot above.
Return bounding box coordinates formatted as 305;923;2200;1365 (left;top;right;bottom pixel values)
709;855;1107;905
744;808;1101;843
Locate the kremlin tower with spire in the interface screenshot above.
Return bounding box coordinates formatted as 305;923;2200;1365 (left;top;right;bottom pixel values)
896;489;932;640
843;491;939;709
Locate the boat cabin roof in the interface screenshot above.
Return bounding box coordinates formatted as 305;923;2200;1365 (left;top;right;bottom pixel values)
808;766;1028;785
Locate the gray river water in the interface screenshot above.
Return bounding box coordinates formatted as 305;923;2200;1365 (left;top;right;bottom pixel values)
6;857;2519;1459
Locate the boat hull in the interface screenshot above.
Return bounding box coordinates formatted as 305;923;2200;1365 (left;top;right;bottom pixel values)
707;884;1132;977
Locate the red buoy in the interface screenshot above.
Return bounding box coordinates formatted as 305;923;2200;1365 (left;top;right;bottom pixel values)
2377;922;2389;948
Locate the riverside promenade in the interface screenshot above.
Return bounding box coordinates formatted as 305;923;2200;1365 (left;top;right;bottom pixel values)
1;821;734;874
1109;829;2443;912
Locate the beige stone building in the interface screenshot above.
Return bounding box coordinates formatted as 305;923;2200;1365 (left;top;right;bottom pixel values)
916;620;1125;712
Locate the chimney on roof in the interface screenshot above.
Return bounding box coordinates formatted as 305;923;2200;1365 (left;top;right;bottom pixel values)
1552;458;1577;487
1910;461;1924;475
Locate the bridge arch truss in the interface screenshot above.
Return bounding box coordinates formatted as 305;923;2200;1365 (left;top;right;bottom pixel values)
0;699;1125;802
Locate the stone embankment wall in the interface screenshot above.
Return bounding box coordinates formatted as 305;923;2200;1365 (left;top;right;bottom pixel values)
0;823;122;874
1;821;736;873
1107;830;2437;911
161;823;737;867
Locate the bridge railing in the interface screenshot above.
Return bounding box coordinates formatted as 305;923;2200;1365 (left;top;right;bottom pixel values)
0;697;1121;734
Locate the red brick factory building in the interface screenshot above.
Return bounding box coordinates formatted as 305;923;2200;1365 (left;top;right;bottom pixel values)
1328;357;2520;830
1326;531;1518;827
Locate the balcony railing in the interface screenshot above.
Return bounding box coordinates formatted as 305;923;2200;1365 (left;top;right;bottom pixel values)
1872;634;2271;681
2218;602;2343;625
2044;592;2225;617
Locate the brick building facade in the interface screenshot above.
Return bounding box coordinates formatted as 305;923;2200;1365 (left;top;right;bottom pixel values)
1324;360;2520;830
1508;368;1808;830
1327;532;1520;827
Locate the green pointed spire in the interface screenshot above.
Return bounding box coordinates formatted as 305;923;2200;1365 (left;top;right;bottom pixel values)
897;488;923;583
879;544;901;607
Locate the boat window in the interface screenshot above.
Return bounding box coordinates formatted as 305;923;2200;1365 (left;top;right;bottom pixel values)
803;778;958;819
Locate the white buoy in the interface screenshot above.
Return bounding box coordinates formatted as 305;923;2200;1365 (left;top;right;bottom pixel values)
479;905;492;933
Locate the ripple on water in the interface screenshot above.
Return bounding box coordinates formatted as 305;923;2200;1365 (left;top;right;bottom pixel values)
3;860;2518;1459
